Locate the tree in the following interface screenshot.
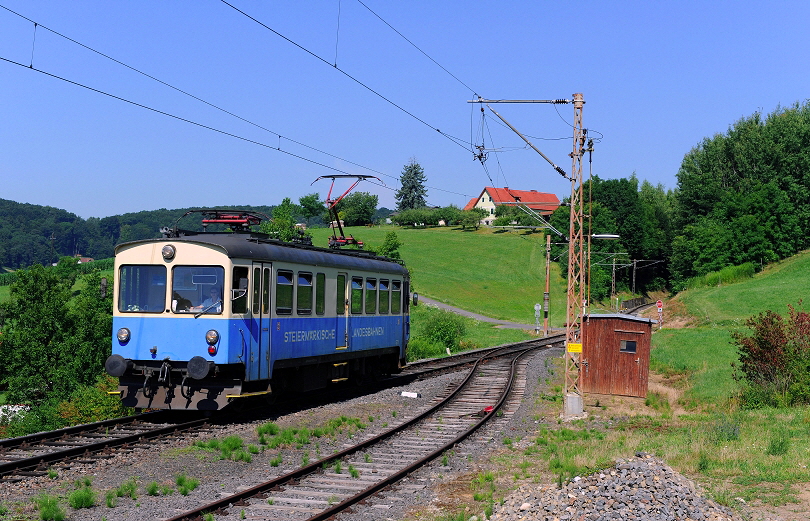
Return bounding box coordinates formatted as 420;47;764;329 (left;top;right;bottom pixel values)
460;208;487;230
671;101;810;284
376;231;403;259
298;193;325;225
335;192;378;226
260;197;302;241
395;159;428;211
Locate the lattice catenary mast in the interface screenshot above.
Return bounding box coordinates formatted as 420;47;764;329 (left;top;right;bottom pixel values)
470;93;588;417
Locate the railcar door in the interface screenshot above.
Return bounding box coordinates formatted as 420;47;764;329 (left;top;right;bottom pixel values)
335;273;350;351
248;263;272;381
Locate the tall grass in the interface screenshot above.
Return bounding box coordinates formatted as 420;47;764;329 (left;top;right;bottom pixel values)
685;262;755;290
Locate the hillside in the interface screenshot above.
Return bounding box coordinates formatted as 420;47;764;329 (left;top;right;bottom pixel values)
0;198;276;269
309;226;570;326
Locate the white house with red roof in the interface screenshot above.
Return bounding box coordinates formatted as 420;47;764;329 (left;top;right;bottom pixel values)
463;187;560;226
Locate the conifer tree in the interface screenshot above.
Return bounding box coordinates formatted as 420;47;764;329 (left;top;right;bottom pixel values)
395;159;428;211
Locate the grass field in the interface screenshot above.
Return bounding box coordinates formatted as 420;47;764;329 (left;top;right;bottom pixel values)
309;225;569;326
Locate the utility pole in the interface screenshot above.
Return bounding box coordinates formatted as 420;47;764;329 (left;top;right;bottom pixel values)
544;233;551;336
564;93;586;418
469;94;588;418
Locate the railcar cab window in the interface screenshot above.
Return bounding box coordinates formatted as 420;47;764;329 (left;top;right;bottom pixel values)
351;277;363;314
171;266;225;314
297;272;313;315
276;270;294;315
391;280;402;314
119;265;166;313
232;267;249;314
379;279;389;314
365;278;377;314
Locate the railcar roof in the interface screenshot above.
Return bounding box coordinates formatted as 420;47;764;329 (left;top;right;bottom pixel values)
116;232;409;276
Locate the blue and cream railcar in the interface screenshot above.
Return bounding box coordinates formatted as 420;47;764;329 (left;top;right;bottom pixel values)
105;229;410;410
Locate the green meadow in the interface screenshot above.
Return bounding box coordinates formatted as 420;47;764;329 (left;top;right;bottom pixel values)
309;225;568;326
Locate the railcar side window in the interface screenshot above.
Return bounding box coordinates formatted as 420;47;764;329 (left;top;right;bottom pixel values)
351;277;363;314
315;273;326;315
337;274;346;315
232;267;248;314
391;280;402;314
119;265;166;313
262;268;271;314
379;279;389;314
297;272;313;315
276;270;293;315
171;266;225;314
365;278;377;314
252;267;261;314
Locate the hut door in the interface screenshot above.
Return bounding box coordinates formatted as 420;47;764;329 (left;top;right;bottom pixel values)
612;335;645;397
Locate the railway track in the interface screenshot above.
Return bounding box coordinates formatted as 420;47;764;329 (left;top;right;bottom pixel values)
0;334;564;488
0;412;217;483
164;335;562;521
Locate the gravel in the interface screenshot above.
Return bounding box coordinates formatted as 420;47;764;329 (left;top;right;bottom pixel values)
489;452;743;521
0;347;755;521
0;369;465;521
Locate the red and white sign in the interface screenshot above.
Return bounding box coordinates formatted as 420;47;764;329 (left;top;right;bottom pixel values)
656;300;663;310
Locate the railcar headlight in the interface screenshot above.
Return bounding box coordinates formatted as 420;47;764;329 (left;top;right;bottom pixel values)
205;329;219;345
117;328;131;343
161;244;176;260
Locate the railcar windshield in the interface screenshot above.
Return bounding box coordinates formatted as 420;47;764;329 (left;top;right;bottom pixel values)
171;266;225;314
118;265;167;313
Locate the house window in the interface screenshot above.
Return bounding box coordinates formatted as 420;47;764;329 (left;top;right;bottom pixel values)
620;340;637;353
489;208;494;215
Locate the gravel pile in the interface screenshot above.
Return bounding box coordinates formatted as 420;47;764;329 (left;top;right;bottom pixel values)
489;452;743;521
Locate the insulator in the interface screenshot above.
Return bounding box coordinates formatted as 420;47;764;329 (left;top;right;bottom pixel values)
554;99;569;104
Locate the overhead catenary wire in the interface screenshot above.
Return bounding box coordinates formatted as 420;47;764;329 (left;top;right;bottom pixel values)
0;3;473;200
220;0;473;154
356;0;479;96
0;54;355;175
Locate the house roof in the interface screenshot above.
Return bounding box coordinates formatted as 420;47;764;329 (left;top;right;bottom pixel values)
465;187;560;213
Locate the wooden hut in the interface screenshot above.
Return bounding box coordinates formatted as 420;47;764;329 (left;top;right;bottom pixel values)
581;314;655;398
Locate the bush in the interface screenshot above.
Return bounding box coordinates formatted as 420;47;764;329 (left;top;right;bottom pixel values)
732;303;810;407
406;337;447;362
421;308;467;350
57;374;134;426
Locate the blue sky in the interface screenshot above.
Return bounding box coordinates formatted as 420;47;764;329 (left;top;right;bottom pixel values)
2;1;808;219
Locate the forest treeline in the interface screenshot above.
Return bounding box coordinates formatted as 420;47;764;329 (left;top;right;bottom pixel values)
544;100;810;295
0;202;277;269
